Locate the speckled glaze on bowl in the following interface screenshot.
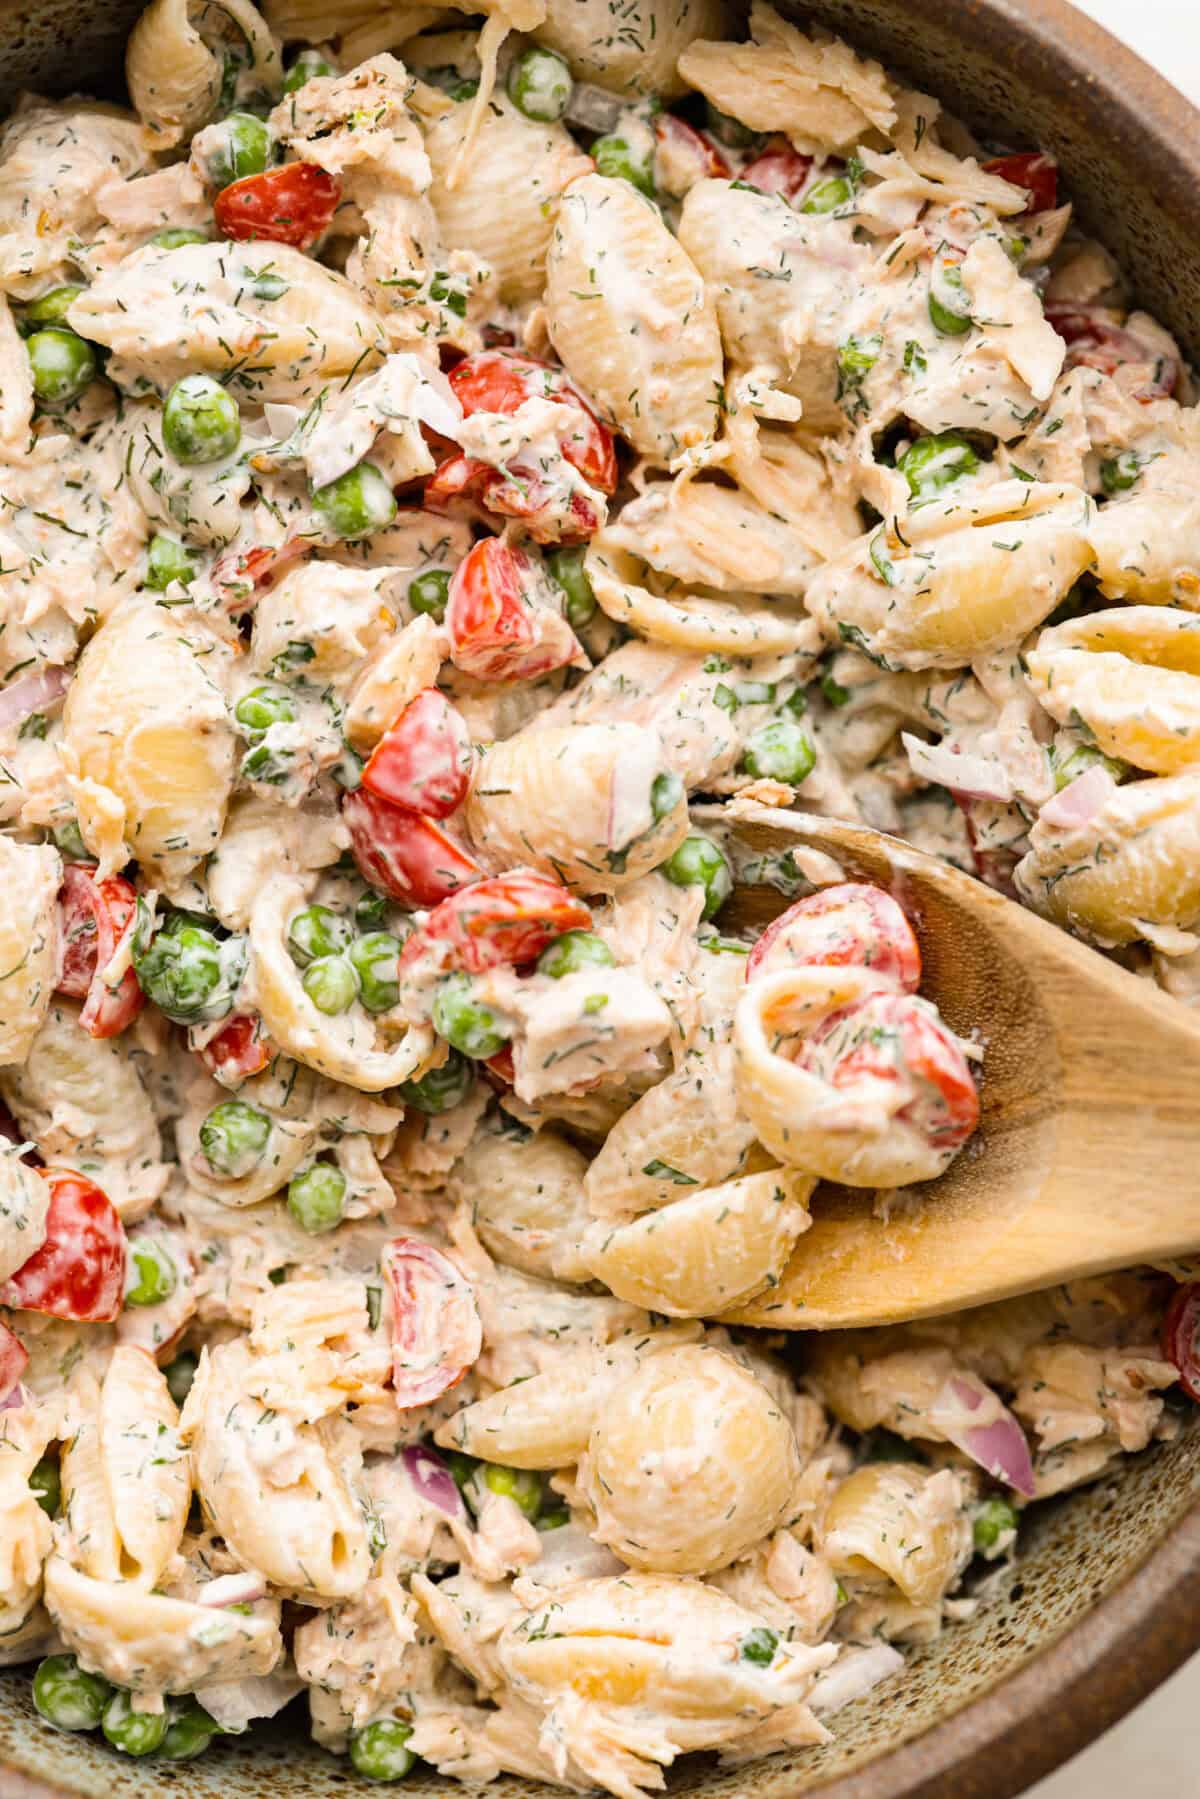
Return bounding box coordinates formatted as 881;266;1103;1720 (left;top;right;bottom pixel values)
1;2;1199;1796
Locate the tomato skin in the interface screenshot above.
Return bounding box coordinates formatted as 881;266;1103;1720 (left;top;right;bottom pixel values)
445;537;582;682
654;113;731;188
739;141;814;202
401;870;592;976
56;865;144;1040
803;990;979;1153
1162;1282;1200;1403
211;538;305;611
197;1013;272;1085
383;1237;482;1408
447;350;617;494
425;454;605;545
0;1318;27;1401
214;162;340;249
747;882;922;991
0;1170;126;1323
343;787;481;907
363;689;472;819
1044;303;1179;401
982;151;1058;213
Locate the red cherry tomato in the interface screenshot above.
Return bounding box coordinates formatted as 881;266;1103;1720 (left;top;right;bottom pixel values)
343;787;481;907
198;1013;272;1086
56;865;144;1040
401;870;592;976
484;1044;516;1086
383;1237;482;1408
982;151;1058;213
747;882;922;990
445;537;582;683
214;162;341;250
210;538;306;612
448;351;617;494
1044;303;1179;401
362;689;472;820
425;453;605;545
1162;1282;1200;1403
1;1170;126;1323
739;140;815;203
653;113;731;191
0;1318;27;1402
801;990;979;1153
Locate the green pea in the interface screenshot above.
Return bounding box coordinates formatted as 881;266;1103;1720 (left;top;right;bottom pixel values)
21;284;85;331
1100;450;1142;494
27;327;96;408
592;133;655;198
313;460;397;539
284;907;350;971
479;1462;542;1520
431;973;512;1060
124;1238;177;1308
394;1048;475;1114
649;770;683;821
161;1698;223;1760
1051;741;1129;790
928;257;972;335
742;719;816;784
973;1496;1019;1552
545;545;596;630
408;568;451;619
507;44;572;121
537;929;615;979
283;48;337;93
101;1689;169;1757
800;173;854;213
349;932;402;1013
32;1655;112;1732
145;531;199;591
198;1099;271;1178
302;953;359;1014
133;912;245;1025
738;1627;779;1667
29;1456;60;1518
235;684;297;735
51;818;91;861
704;101;758;148
660;832;732;921
897;431;980;504
350;1718;416;1781
150;226;211;249
164;1350;198;1406
205;110;272;188
163;374;241;465
536;1507;570;1531
287;1161;347;1234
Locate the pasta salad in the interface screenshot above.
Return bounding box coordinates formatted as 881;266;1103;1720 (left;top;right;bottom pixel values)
0;0;1195;1786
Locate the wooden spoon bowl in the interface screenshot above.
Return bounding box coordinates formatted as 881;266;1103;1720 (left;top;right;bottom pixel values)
713;803;1200;1329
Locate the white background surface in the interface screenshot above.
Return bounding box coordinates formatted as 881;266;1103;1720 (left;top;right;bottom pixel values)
1017;14;1198;1798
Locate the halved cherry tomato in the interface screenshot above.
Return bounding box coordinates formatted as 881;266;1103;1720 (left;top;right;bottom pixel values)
0;1170;126;1323
198;1013;272;1086
954;794;1021;897
401;870;592;976
210;538;306;612
653;113;731;192
747;882;922;990
214;162;340;250
484;1044;516;1086
447;351;617;494
1044;303;1179;401
801;990;979;1152
1162;1282;1200;1403
383;1237;482;1408
363;688;472;819
343;787;481;907
739;140;814;203
446;537;582;683
982;151;1058;213
56;865;144;1040
424;454;605;545
0;1319;27;1402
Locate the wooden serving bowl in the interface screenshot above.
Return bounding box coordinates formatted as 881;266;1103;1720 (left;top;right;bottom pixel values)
1;2;1199;1796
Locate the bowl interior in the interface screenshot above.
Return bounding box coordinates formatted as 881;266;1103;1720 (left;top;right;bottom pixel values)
0;0;1198;1795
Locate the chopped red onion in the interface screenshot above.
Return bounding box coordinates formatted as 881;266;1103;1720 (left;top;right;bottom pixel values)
930;1373;1036;1497
1038;762;1116;831
0;666;67;738
402;1443;465;1518
902;733;1014;804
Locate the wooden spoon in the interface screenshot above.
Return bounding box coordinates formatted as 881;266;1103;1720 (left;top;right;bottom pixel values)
711;803;1200;1330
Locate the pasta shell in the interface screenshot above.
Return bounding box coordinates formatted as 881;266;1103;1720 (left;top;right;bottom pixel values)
452;1120;593;1283
1026;607;1200;774
533;0;733;97
126;0;222;146
545;174;722;464
587;543;821;657
818;1463;971;1607
1091;488;1200;608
